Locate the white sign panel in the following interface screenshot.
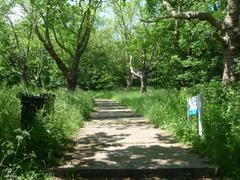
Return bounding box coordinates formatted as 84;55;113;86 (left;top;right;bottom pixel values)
187;94;203;138
187;96;199;117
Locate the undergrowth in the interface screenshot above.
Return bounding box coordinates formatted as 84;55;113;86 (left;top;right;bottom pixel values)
94;82;240;178
0;85;94;179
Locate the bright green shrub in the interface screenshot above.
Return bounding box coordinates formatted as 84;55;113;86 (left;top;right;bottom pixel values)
0;86;94;178
0;86;21;140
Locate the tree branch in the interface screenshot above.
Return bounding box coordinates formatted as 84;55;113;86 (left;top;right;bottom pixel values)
52;24;74;58
129;55;142;78
62;22;78;36
141;0;223;32
73;2;100;67
6;16;26;56
34;25;69;77
74;13;91;66
212;32;227;46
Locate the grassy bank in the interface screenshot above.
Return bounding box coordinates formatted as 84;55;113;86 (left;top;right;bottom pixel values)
93;82;240;178
0;85;94;179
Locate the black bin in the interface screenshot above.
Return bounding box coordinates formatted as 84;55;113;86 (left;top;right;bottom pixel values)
18;93;55;130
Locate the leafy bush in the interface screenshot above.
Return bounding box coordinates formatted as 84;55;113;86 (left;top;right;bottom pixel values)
0;86;94;178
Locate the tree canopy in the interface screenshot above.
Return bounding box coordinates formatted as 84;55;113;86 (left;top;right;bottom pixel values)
0;0;239;91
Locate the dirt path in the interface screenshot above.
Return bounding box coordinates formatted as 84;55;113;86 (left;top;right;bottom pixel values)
53;99;217;179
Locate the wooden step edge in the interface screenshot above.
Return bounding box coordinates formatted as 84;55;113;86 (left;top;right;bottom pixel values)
52;166;218;179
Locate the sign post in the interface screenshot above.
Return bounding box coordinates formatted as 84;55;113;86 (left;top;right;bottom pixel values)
187;94;203;138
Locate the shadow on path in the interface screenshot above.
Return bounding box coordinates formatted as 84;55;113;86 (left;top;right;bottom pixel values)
53;99;217;179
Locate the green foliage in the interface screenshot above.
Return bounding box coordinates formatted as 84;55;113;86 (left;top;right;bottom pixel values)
0;87;21;140
0;0;226;91
0;0;239;178
189;82;240;177
79;28;127;90
0;85;94;178
0;2;60;87
110;83;240;178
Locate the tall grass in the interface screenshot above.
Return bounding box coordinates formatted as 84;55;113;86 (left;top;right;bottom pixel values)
0;85;94;179
95;82;240;178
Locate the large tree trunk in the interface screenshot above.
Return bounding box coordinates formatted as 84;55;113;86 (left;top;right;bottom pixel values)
222;0;240;85
222;47;239;85
66;70;78;91
140;73;147;94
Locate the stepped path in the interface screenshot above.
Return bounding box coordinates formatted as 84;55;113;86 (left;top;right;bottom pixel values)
53;99;217;179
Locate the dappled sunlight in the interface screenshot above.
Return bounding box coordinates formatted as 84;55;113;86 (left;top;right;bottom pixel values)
54;99;216;178
63;143;211;169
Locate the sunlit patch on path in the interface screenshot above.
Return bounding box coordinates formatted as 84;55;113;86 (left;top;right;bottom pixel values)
53;99;217;179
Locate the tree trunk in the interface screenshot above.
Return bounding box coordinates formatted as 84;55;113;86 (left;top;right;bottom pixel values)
145;0;240;86
127;71;133;90
140;73;147;94
222;46;238;85
222;0;240;85
66;70;78;91
21;63;28;86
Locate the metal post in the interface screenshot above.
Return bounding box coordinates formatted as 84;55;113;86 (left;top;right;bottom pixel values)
197;94;203;138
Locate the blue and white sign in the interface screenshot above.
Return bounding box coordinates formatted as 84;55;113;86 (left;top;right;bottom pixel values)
187;94;203;138
187;95;199;117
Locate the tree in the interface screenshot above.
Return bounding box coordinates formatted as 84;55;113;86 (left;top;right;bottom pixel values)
78;27;126;90
128;22;167;94
0;1;60;87
30;0;102;91
111;0;139;89
143;0;240;86
0;1;40;86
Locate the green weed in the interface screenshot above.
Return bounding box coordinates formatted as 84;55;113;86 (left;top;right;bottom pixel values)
0;86;94;179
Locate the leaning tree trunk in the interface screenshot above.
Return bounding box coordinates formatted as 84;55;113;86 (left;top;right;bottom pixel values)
140;73;148;94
